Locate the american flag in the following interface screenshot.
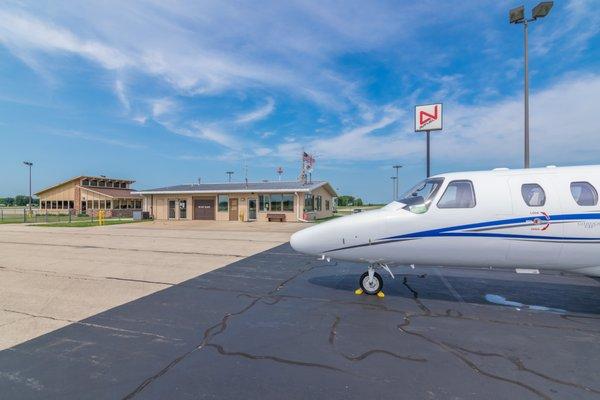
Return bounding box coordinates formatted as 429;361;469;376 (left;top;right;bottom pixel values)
303;152;315;171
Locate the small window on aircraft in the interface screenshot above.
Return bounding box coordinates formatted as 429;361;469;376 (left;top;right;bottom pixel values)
521;184;546;207
570;182;598;206
437;180;476;209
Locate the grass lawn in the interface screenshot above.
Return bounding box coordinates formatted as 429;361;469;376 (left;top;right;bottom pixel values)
314;215;343;224
33;219;144;228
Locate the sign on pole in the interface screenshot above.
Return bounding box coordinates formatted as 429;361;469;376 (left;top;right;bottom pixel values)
414;103;443;178
415;103;443;132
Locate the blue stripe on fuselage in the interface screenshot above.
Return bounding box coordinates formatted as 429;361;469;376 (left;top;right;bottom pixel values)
383;212;600;241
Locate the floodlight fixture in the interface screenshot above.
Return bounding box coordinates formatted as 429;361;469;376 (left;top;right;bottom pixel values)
532;1;553;19
509;5;525;23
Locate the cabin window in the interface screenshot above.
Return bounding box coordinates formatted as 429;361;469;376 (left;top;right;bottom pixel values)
521;184;546;207
570;182;598;206
437;180;476;209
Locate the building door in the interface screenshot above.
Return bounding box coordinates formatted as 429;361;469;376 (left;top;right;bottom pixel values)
229;198;238;221
193;199;215;220
248;199;257;220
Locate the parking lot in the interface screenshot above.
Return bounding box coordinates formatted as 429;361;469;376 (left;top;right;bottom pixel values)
0;221;304;350
1;222;600;399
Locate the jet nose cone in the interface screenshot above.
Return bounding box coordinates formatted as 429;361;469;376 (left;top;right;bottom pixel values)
290;227;319;255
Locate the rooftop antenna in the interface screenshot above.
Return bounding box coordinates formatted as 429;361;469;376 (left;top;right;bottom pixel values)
226;171;234;182
198;177;201;185
244;162;248;189
276;166;284;181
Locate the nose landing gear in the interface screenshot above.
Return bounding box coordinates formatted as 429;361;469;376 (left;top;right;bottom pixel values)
355;263;393;297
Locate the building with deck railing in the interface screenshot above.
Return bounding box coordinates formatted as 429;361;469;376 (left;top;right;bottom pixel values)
35;175;141;217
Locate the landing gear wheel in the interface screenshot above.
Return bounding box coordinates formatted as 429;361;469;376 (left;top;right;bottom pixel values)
359;271;383;295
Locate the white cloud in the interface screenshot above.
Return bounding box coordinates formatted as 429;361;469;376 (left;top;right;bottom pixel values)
235;98;275;124
52;130;145;149
298;75;600;167
114;79;130;111
151;98;176;118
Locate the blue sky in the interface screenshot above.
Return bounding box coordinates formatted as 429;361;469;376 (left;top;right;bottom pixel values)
0;0;599;203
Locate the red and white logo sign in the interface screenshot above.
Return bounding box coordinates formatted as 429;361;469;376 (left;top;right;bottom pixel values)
415;103;443;131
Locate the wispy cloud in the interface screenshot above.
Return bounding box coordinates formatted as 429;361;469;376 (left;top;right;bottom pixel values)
51;130;145;150
235;98;275;124
114;79;130;111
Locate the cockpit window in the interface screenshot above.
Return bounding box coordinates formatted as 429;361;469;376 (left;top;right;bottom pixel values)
399;178;444;214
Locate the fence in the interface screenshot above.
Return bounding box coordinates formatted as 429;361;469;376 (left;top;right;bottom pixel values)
0;208;129;224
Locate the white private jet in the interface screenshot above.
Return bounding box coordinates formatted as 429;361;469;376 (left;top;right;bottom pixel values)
290;165;600;296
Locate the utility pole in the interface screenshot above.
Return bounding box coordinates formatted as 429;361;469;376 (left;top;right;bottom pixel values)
510;2;554;168
226;171;234;182
392;165;402;200
23;161;33;214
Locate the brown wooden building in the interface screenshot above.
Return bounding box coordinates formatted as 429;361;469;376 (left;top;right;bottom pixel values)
35;175;141;217
137;181;337;222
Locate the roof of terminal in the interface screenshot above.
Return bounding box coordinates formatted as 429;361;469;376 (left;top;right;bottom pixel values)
136;180;336;195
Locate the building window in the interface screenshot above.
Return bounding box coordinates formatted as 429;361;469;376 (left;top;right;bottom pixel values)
282;194;294;211
100;200;106;209
106;182;113;188
325;200;330;211
93;200;99;209
168;200;176;219
106;200;111;209
218;195;229;212
87;201;91;210
69;201;74;209
135;200;141;209
179;200;187;218
259;195;270;211
90;180;98;187
521;184;546;207
82;179;89;186
437;180;476;209
269;194;282;211
51;201;56;209
41;201;46;209
121;183;127;189
570;182;598;206
316;195;322;211
99;181;106;187
304;194;314;212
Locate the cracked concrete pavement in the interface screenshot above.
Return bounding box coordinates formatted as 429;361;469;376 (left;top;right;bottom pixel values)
0;221;304;350
1;223;600;399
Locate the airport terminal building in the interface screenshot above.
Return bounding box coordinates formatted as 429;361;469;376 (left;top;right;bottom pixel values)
136;180;337;222
35;175;141;217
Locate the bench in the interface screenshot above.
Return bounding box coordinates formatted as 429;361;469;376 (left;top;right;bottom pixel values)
267;213;286;222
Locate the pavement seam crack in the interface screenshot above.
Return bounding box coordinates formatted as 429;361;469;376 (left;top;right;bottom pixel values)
448;343;600;395
121;260;329;399
2;309;178;341
328;316;426;363
397;317;552;400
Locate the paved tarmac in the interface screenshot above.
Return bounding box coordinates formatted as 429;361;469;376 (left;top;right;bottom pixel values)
1;240;600;399
0;221;303;350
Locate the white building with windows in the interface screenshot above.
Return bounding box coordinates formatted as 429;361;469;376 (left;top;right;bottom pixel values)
136;180;337;222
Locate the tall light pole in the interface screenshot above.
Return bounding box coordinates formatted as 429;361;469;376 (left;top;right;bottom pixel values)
390;176;397;202
226;171;234;182
510;2;553;168
23;161;33;214
392;165;402;200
